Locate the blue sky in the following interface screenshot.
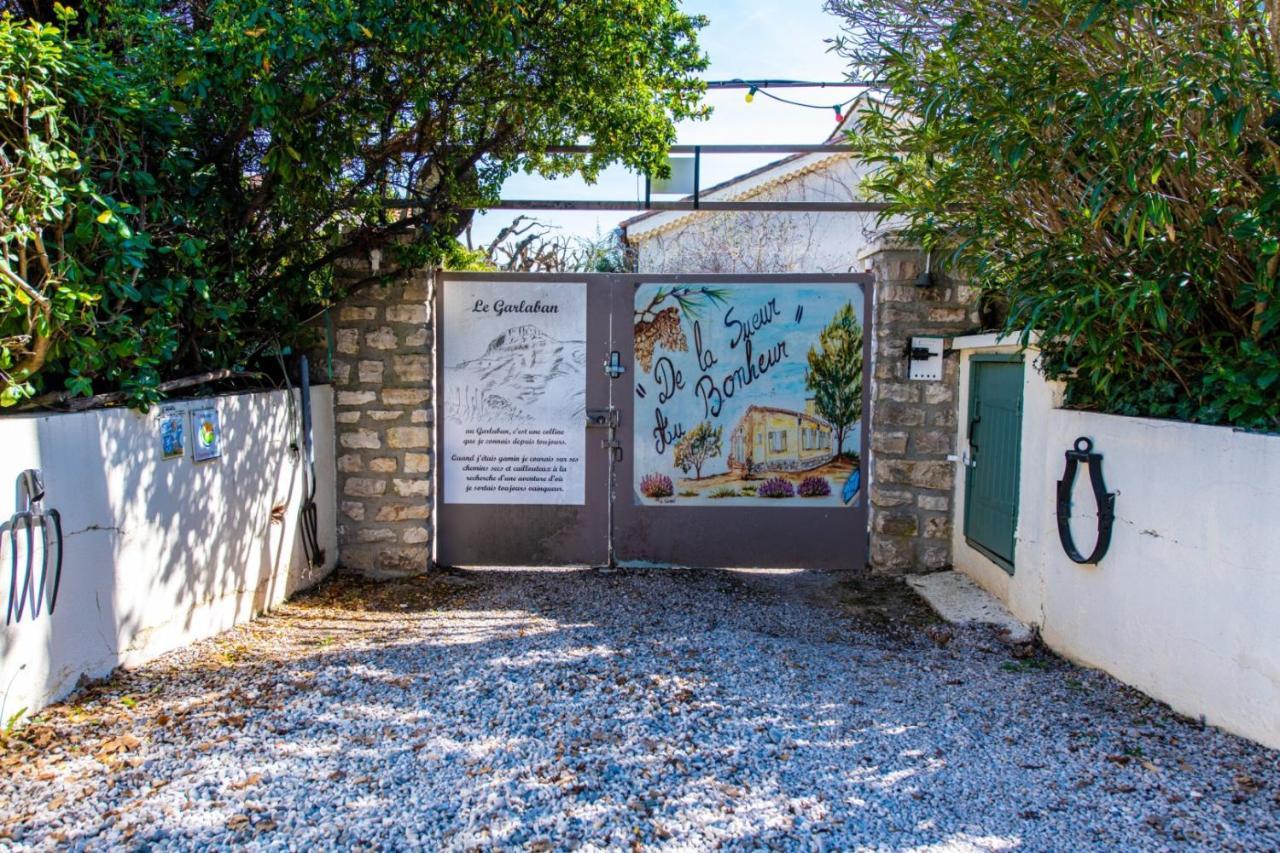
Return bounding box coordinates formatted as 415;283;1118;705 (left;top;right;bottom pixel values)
468;0;853;247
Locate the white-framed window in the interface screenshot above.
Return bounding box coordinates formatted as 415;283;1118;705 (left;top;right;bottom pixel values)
769;430;787;453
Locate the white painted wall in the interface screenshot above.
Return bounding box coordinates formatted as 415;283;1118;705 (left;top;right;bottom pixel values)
627;156;890;274
951;339;1280;749
0;387;337;722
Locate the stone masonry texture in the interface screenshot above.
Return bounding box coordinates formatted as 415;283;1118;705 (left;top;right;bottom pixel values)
865;246;980;574
329;256;433;576
324;245;971;578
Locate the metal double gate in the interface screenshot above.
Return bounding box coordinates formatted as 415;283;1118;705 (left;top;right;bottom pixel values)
434;272;872;571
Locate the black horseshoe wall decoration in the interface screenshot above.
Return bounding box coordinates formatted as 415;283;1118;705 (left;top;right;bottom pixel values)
1056;437;1116;564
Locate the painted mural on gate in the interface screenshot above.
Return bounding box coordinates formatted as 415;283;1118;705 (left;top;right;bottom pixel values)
633;282;864;507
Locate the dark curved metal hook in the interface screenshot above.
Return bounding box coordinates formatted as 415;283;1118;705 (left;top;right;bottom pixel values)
1056;436;1117;564
45;509;64;616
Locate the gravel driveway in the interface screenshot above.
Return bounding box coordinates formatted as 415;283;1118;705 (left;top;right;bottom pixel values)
2;567;1278;850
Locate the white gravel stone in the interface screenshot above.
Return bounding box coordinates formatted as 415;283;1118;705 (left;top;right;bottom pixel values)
1;568;1277;850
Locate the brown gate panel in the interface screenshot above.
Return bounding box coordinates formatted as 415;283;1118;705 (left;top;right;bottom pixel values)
434;274;610;566
614;274;871;571
435;272;872;571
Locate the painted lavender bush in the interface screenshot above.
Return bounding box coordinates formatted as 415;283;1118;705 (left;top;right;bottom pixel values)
640;473;675;498
757;477;795;499
797;476;831;497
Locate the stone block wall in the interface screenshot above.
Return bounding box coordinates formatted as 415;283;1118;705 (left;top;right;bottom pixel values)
321;245;974;577
328;258;434;575
865;245;980;574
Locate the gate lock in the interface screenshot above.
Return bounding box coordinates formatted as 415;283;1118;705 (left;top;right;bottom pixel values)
585;408;619;429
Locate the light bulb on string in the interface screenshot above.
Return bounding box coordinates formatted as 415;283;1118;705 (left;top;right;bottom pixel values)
745;86;757;104
833;105;844;122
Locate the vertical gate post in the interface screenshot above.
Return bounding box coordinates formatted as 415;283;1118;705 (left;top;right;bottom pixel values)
865;241;979;574
327;256;434;576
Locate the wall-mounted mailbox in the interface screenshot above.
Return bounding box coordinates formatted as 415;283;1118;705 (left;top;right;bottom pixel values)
908;337;944;381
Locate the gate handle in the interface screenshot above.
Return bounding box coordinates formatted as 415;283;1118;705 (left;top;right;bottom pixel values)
1055;436;1117;564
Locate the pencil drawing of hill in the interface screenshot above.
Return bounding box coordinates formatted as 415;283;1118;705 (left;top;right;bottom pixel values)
444;325;586;425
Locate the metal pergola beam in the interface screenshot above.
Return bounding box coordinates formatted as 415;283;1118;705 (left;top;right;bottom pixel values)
545;144;854;155
384;144;883;213
388;199;889;213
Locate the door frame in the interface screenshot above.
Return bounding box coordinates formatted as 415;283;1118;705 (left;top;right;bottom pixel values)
963;352;1024;574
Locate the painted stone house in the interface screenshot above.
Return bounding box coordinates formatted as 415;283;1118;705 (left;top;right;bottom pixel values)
728;401;834;474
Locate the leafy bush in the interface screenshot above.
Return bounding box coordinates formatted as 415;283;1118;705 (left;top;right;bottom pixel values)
756;477;795;499
797;476;831;497
640;473;674;499
707;486;738;499
2;1;708;406
829;0;1280;430
1;10;199;406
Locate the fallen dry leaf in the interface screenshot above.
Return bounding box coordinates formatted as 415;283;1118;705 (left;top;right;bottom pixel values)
231;773;264;790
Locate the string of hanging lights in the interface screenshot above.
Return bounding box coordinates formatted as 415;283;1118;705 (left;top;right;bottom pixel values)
710;78;878;122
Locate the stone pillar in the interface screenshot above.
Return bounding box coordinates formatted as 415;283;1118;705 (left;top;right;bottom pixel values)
328;258;434;576
865;243;980;574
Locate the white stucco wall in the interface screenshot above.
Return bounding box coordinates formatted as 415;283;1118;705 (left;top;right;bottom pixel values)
627;156;889;274
0;387;337;722
951;340;1280;749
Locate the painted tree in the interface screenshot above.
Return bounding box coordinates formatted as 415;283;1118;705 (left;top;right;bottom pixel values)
673;420;723;480
805;302;863;456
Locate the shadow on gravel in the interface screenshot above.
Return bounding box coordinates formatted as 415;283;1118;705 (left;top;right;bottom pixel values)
3;567;1278;850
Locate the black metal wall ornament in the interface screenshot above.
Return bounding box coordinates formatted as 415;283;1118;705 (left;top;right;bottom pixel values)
1055;437;1117;564
297;355;326;569
2;469;64;625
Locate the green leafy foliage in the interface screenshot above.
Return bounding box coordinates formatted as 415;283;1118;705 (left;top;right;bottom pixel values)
805;301;863;454
828;0;1280;430
1;9;200;406
0;0;707;406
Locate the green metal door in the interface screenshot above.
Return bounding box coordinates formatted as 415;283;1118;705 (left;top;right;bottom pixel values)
963;356;1023;572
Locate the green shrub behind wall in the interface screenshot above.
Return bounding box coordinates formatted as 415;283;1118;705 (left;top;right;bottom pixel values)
1;0;708;407
1;10;205;406
829;0;1280;430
